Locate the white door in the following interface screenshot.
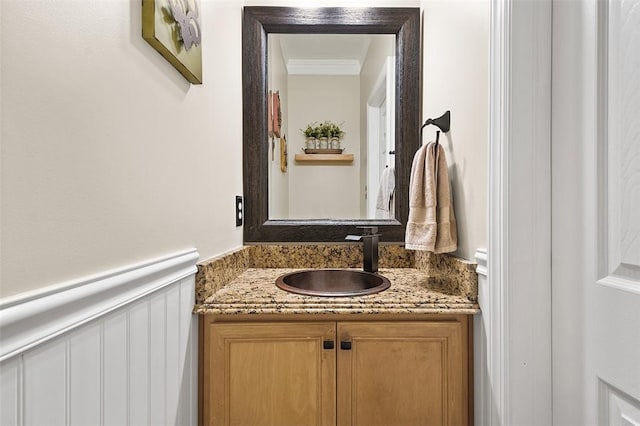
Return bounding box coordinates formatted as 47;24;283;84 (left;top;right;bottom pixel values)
552;1;640;425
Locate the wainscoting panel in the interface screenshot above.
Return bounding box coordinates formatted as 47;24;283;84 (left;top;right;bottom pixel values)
69;323;102;425
129;298;150;426
180;275;198;426
103;310;128;426
149;291;167;426
23;339;67;425
0;357;19;425
0;249;199;426
166;284;181;426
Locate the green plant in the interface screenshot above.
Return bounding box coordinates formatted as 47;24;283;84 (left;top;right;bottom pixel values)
301;121;345;139
301;122;319;138
327;122;345;139
317;121;331;138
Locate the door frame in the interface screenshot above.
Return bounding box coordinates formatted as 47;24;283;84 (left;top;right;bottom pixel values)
482;0;553;424
366;57;395;218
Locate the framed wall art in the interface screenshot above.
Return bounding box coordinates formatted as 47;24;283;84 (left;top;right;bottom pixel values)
142;0;203;84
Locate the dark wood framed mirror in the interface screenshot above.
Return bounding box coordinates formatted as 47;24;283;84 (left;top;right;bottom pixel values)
243;6;420;242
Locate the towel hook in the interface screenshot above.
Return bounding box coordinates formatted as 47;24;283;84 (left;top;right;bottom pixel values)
420;110;450;149
422;110;450;133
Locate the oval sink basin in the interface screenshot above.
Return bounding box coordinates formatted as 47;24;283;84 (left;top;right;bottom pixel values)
275;269;390;297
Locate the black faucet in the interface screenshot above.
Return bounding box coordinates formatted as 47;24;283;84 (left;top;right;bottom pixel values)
345;226;380;273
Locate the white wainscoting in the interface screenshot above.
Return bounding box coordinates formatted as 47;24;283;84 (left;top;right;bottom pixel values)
0;249;199;426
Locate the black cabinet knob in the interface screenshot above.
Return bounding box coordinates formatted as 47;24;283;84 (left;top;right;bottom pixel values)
340;341;352;350
323;340;335;350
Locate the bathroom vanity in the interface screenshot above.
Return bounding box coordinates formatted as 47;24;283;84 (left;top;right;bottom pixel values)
220;4;477;422
200;315;471;426
195;246;478;426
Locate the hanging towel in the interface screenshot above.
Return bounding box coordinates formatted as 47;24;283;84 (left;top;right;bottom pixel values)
405;142;457;253
375;166;395;219
433;144;457;253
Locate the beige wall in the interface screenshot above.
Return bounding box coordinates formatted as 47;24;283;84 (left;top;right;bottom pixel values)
287;75;361;219
0;0;244;298
0;0;488;298
422;0;489;259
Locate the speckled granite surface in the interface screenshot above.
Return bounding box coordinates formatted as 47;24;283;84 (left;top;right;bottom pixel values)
251;244;414;269
195;245;479;314
196;244;416;304
414;251;478;300
194;268;478;315
196;247;253;304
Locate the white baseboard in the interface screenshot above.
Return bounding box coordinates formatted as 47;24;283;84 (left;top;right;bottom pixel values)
0;249;199;425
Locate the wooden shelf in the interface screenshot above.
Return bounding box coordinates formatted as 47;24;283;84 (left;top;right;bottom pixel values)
294;153;354;163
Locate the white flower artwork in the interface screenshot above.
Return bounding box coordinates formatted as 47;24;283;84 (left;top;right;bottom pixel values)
142;0;203;84
168;0;201;51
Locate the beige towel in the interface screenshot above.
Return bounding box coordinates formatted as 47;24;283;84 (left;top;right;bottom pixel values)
375;166;395;219
405;142;457;253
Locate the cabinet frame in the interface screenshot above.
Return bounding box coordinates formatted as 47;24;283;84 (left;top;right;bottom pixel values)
199;314;473;426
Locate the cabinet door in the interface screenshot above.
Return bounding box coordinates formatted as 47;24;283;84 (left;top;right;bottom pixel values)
337;321;469;426
204;322;336;426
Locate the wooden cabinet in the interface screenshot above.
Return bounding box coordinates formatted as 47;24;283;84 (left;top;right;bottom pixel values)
200;316;471;426
337;321;469;426
203;322;336;426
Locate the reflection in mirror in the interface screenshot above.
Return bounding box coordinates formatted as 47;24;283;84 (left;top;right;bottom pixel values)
268;34;396;220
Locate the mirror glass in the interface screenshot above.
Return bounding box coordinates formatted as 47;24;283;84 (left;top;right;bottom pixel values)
267;34;396;220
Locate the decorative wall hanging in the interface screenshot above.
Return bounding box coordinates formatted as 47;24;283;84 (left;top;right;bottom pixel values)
268;91;273;137
142;0;203;84
272;91;282;138
268;90;274;160
269;91;283;161
280;134;288;173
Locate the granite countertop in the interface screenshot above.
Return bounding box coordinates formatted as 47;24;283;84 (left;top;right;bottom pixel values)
194;268;480;315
